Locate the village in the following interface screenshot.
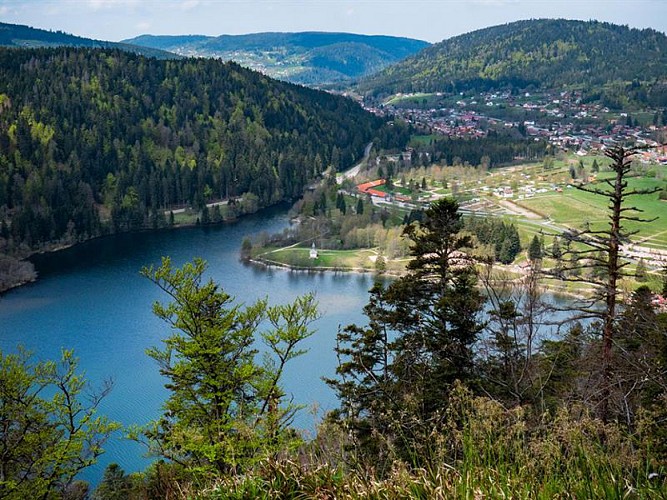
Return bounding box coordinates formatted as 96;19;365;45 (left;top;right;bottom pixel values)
361;89;667;164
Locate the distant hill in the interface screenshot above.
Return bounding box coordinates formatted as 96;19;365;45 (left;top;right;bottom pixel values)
0;22;177;59
358;19;667;104
123;32;430;85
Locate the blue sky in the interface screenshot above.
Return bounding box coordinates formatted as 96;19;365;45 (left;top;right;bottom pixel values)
1;0;667;43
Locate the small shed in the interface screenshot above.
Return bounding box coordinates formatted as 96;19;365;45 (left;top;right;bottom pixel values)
309;243;318;259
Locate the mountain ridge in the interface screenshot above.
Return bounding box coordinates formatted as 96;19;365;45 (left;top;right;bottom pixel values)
0;46;400;258
0;21;177;59
123;31;430;85
358;19;667;100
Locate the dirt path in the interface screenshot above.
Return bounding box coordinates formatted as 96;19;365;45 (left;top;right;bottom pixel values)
497;199;543;220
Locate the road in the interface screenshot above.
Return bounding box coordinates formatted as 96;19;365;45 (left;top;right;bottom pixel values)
337;142;373;184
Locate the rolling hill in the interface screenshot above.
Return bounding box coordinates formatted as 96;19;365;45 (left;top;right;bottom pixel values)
123;32;430;85
358;19;667;103
0;22;177;59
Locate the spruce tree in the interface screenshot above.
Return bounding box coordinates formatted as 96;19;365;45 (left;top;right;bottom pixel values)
356;197;364;215
528;234;543;261
635;258;648;282
327;198;485;465
544;145;660;420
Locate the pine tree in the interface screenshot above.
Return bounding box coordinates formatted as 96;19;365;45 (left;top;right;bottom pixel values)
636;258;648;282
551;235;562;259
93;464;132;500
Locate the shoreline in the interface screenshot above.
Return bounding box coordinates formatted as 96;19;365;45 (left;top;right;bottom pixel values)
0;253;39;294
249;253;598;300
248;255;405;278
0;214;253;295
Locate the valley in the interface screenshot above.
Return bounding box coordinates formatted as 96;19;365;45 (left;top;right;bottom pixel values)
2;13;667;499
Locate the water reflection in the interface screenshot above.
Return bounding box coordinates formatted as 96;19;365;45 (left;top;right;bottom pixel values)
0;207;374;485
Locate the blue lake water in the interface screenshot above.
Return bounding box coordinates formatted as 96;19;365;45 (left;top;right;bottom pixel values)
0;208;380;485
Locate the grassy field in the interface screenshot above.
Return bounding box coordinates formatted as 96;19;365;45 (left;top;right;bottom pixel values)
520;176;667;242
255;247;375;271
385;92;435;106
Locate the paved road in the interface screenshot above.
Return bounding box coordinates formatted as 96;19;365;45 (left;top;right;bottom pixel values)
337;142;373;184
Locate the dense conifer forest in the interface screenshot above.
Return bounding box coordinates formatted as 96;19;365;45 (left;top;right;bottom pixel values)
0;47;403;257
0;22;176;59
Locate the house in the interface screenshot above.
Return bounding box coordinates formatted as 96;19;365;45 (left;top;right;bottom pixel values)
309;243;318;259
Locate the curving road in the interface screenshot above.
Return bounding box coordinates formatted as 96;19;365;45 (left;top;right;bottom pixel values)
337;142;373;183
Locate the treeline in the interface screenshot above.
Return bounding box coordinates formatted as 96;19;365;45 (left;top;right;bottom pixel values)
252;178;527;268
465;216;521;264
255;178;413;260
0;47;400;254
582;80;667;110
417;134;546;169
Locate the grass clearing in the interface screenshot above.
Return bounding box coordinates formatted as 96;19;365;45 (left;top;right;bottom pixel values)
255;246;380;271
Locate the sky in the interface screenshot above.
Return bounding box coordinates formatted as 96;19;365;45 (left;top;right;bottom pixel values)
1;0;667;44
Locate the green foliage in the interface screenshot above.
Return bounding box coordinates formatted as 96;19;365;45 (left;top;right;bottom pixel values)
636;257;648;281
409;135;546;172
240;237;253;262
134;257;318;475
0;47;395;252
374;253;386;273
93;463;133;500
0;21;175;59
355;197;364;215
193;385;667;498
0;348;119;499
528;234;543;261
466;216;522;264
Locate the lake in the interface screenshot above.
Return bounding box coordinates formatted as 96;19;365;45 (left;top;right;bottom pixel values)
0;207;380;485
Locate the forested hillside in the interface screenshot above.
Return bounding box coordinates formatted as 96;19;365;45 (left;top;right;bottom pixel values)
0;47;401;256
124;32;430;85
359;19;667;104
0;22;175;59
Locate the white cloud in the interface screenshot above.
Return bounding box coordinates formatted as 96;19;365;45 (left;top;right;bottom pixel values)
86;0;140;11
135;20;151;31
180;0;200;10
469;0;519;5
